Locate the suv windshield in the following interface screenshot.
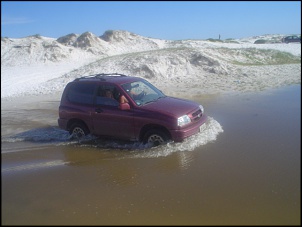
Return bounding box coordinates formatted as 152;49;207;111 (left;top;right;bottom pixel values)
121;80;166;106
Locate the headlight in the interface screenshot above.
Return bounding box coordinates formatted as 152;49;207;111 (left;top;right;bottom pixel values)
177;115;191;127
199;105;204;114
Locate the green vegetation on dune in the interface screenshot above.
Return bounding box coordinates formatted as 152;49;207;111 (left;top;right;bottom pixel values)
215;47;301;66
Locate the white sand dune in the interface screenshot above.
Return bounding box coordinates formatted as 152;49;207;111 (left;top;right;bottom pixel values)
1;31;301;99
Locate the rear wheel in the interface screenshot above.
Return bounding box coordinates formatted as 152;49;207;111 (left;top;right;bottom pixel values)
143;129;169;146
69;122;89;140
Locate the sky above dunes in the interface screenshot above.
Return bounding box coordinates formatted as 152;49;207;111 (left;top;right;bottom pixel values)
1;1;301;40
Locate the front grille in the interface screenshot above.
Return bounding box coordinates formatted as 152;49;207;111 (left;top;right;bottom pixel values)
191;109;202;121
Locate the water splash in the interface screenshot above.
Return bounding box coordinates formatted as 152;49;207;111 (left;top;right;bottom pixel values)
129;117;223;158
2;126;71;143
2;117;223;158
2;160;67;172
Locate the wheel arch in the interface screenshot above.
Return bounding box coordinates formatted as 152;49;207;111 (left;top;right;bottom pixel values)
67;118;90;133
139;124;171;142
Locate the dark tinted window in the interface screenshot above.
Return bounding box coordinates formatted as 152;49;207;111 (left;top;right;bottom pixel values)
96;85;119;107
67;83;96;105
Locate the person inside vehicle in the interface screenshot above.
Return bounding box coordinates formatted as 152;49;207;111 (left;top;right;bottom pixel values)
105;90;114;99
119;94;128;104
124;83;146;100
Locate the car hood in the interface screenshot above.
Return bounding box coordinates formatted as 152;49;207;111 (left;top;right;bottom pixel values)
140;96;199;116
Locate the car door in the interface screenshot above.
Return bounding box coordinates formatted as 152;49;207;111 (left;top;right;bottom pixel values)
92;84;135;140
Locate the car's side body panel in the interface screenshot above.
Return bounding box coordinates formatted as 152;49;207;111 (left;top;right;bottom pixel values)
58;74;207;143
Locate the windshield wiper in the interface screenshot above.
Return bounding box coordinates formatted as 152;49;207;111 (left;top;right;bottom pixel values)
157;95;166;100
143;96;166;105
143;100;156;105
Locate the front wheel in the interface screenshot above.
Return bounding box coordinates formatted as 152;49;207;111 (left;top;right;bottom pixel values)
69;122;89;140
143;129;169;146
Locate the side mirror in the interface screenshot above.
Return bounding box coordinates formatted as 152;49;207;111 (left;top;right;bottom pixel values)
119;103;130;110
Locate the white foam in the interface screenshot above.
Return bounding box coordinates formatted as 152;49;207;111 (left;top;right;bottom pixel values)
2;127;71;143
0;116;222;158
2;160;67;172
129;117;223;158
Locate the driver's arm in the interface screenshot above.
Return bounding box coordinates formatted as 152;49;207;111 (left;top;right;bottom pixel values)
133;90;145;99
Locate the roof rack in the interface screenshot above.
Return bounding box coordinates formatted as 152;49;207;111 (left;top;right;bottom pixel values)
95;73;127;77
74;73;128;81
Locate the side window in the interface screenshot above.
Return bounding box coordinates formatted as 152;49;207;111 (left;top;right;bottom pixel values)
95;85;119;107
67;83;96;105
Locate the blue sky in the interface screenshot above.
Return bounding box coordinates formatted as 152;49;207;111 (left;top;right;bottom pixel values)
1;1;301;40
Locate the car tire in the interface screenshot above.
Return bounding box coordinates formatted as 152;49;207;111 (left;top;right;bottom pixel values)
143;129;169;146
69;122;89;140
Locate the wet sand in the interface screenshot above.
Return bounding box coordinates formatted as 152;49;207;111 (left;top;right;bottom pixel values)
1;85;300;225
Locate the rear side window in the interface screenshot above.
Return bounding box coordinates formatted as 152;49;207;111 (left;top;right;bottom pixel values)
67;83;96;105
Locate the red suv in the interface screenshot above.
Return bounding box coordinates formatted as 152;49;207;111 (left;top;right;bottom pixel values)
58;73;207;146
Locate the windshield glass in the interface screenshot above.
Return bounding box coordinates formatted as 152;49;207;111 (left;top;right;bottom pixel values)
121;80;166;106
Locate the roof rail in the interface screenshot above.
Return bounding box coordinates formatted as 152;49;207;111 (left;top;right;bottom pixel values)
74;73;128;81
94;73;127;77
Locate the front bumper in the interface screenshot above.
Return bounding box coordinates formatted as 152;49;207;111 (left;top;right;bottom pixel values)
170;114;207;142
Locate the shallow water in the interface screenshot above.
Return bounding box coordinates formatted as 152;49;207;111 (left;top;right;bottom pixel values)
1;85;300;225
